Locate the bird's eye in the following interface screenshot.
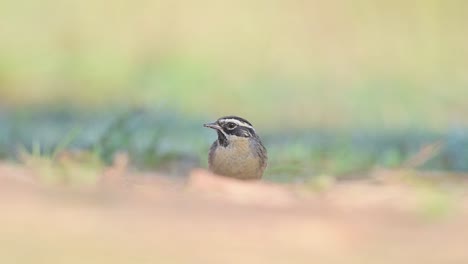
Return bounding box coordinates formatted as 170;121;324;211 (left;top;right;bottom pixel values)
226;122;237;130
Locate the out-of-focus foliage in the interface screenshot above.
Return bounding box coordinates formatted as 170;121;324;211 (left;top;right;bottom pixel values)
1;109;467;180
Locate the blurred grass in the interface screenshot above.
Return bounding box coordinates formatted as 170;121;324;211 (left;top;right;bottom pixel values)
1;108;467;181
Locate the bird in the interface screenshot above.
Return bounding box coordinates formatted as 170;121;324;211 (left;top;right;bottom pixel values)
203;116;267;180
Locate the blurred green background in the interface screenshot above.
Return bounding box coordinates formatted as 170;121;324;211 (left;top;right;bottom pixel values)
1;0;467;180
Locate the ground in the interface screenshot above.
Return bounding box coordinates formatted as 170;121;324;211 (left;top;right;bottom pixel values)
1;161;467;264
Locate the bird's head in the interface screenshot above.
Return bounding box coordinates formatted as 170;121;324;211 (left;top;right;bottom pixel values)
204;116;258;146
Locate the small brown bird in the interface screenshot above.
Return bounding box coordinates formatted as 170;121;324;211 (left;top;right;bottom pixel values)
204;116;267;180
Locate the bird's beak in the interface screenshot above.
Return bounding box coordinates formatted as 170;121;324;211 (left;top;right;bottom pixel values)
204;122;222;130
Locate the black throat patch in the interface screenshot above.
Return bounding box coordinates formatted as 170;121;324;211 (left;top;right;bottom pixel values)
217;130;229;147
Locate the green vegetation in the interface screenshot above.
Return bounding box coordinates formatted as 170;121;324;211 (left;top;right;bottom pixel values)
1;109;467;182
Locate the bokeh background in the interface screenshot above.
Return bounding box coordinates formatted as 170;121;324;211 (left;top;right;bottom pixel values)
2;2;468;264
1;0;468;180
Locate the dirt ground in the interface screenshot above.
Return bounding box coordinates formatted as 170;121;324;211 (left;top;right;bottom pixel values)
0;162;467;264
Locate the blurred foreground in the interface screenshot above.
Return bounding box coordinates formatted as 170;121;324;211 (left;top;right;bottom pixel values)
1;158;468;264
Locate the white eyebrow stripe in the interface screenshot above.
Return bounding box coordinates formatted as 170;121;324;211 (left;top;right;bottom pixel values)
220;118;254;130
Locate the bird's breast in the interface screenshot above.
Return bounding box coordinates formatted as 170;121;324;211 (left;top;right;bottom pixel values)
209;138;263;179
